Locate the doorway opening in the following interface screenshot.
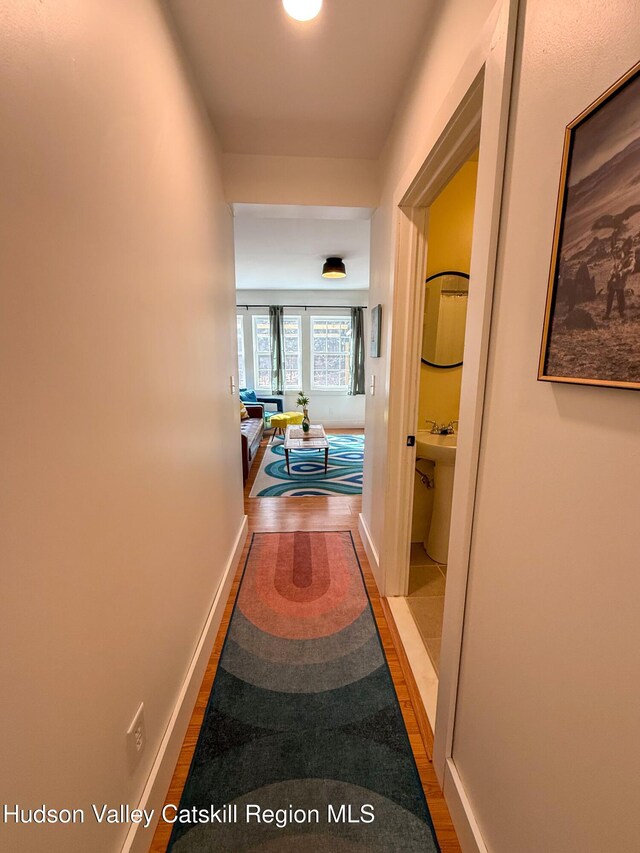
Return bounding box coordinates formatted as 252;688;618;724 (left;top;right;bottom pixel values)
378;6;518;818
232;204;370;502
405;155;479;703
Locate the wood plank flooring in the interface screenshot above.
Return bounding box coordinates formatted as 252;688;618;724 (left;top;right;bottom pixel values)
150;430;460;852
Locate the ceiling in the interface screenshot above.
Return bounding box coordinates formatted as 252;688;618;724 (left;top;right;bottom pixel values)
233;204;371;290
167;0;435;159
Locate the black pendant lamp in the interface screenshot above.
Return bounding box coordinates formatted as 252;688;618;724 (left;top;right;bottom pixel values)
322;257;347;279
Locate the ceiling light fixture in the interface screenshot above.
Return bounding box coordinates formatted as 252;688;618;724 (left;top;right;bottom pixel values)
322;257;347;279
282;0;323;22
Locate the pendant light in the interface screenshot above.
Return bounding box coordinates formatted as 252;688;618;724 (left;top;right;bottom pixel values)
322;257;347;279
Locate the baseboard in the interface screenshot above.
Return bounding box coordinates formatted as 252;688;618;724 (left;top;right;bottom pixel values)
121;515;249;853
324;421;365;429
381;597;435;759
385;596;439;740
442;759;488;853
358;513;379;578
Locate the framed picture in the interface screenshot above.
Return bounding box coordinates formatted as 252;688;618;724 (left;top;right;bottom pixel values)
370;304;382;358
538;60;640;391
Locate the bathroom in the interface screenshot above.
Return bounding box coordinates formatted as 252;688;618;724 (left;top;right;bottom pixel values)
406;153;479;679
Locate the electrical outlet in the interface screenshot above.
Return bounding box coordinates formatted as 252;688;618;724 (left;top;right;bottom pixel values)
126;702;145;767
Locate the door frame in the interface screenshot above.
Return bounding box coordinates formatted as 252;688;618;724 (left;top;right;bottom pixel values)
381;0;519;840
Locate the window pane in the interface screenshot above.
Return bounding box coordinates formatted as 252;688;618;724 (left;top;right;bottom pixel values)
327;335;340;352
253;313;301;391
236;315;246;389
283;315;301;390
253;315;272;389
311;316;351;389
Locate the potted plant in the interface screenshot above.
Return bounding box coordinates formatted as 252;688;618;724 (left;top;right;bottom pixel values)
296;391;311;433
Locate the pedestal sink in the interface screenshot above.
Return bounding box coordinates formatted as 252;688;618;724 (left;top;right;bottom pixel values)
415;431;457;564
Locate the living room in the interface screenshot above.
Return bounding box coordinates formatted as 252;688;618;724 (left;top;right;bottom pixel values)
234;203;370;495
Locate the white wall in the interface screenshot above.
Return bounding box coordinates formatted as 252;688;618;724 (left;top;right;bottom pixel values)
222;153;380;208
451;2;640;851
236;290;367;427
366;0;640;847
362;0;497;580
0;2;243;851
237;288;368;308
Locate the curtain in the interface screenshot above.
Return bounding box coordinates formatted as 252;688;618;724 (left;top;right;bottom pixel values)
349;307;365;395
269;306;285;395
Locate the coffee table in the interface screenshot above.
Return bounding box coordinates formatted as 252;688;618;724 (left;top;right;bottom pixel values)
284;424;329;475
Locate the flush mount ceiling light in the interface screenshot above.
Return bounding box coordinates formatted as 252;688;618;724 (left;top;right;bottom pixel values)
322;257;346;279
282;0;323;22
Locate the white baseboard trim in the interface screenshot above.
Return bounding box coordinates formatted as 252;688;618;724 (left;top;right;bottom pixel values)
324;421;365;429
358;512;379;577
121;515;249;853
443;758;488;853
386;596;439;727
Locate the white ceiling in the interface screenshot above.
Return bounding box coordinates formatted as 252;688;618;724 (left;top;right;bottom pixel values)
167;0;435;159
233;204;371;290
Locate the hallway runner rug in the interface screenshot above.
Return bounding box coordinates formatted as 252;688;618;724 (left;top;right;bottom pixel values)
249;433;364;497
167;531;440;852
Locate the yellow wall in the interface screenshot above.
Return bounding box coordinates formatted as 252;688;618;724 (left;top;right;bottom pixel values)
418;159;478;427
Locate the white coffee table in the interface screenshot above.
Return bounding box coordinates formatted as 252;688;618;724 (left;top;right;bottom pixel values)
284;424;329;475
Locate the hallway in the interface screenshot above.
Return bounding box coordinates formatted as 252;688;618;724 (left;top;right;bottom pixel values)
150;432;460;851
3;1;640;851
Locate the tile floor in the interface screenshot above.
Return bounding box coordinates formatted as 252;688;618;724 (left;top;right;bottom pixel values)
406;543;447;674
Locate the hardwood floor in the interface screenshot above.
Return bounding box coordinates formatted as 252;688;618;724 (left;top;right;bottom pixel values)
150;431;460;852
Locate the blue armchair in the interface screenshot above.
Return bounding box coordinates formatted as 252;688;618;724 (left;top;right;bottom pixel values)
239;388;284;414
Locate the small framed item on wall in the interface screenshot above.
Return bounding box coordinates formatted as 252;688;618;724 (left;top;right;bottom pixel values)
370;304;382;358
538;59;640;391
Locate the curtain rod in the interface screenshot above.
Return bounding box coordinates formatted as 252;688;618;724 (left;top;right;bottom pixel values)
236;305;367;310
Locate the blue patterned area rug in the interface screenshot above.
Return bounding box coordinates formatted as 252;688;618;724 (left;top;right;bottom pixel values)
166;531;440;852
249;434;364;497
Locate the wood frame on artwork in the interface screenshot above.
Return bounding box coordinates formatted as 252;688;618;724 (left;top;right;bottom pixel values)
538;59;640;391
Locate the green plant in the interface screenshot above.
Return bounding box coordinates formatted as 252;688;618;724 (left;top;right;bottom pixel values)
296;391;310;408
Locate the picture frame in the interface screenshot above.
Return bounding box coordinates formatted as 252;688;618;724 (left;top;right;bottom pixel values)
370;304;382;358
538;59;640;391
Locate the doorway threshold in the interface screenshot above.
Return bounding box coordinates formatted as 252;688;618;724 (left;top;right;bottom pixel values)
386;597;439;729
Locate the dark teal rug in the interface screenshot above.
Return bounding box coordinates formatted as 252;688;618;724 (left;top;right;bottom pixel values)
249;434;364;497
167;531;440;852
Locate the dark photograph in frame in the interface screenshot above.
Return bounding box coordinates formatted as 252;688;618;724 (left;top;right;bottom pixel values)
538;60;640;391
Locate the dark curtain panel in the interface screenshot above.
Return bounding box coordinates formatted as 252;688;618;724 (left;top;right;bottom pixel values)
349;307;366;395
269;306;285;395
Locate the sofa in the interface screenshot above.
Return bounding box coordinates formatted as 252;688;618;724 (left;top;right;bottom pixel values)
241;403;265;484
239;388;284;414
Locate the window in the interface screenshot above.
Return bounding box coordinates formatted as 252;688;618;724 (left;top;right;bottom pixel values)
252;315;271;390
311;315;352;390
282;315;302;389
236;315;246;389
252;314;301;391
